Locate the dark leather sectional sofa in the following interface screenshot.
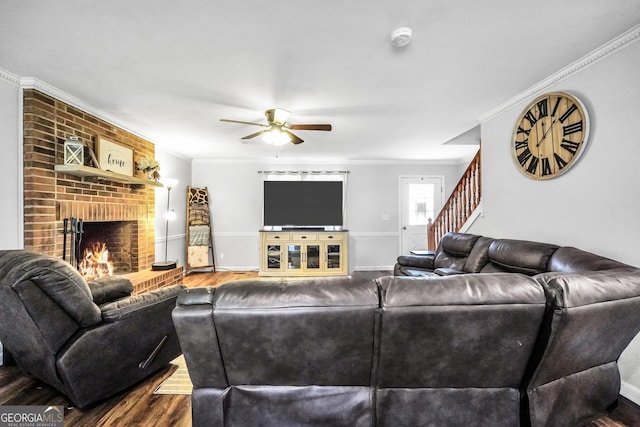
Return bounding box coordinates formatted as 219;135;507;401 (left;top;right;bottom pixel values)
173;233;640;427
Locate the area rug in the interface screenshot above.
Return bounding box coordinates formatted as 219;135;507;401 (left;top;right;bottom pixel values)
153;355;193;395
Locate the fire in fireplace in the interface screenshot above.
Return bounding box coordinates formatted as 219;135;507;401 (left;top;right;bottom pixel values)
78;241;114;281
63;218;136;279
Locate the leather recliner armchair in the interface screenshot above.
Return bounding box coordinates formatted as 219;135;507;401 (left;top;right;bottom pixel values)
0;250;184;408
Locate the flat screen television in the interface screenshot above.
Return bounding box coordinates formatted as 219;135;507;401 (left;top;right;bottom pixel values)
263;181;344;229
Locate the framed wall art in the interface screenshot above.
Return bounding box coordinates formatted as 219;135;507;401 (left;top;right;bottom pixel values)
96;137;133;176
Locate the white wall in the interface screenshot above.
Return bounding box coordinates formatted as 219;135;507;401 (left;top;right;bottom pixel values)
0;73;21;365
469;40;640;403
154;149;192;268
192;160;468;271
0;75;21;250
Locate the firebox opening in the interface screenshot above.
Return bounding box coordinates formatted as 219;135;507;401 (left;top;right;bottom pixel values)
78;221;135;279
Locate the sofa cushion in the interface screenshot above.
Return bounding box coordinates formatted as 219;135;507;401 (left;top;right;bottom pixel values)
484;239;559;275
463;236;493;273
396;254;434;270
434;232;482;270
212;277;378;386
88;276;133;305
439;233;482;256
101;284;183;321
548;246;631;273
375;274;546;389
213;277;378;309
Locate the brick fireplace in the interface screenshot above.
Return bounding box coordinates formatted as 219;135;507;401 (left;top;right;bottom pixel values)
22;89;181;292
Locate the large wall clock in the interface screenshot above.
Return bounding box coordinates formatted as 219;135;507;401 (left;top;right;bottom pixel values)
512;91;589;180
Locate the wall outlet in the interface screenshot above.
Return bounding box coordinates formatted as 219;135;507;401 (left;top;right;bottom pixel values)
381;215;390;221
219;253;225;260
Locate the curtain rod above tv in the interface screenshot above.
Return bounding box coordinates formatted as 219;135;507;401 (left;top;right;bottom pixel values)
258;170;349;174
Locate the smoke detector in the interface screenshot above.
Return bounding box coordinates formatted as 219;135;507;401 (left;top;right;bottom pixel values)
390;27;413;47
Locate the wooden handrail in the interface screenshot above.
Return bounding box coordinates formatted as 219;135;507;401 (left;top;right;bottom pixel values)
427;148;481;250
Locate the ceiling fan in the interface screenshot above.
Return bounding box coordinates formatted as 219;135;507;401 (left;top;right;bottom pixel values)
220;108;332;145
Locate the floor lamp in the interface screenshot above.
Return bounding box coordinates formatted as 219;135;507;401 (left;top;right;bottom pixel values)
152;178;178;271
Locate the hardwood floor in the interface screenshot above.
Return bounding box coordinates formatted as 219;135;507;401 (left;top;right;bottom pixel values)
1;270;640;426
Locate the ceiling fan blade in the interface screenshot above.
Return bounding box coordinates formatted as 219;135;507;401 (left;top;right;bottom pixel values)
287;124;332;131
220;119;270;127
283;130;304;145
242;130;269;140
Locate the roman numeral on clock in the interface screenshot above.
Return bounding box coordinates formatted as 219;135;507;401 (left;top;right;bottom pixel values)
517;148;532;166
516;126;531;136
554;153;569;169
559;104;578;123
560;139;580;155
527;155;539;174
524;110;538;127
514;139;528;150
537;98;548;118
551;97;562;117
541;157;552;176
563;121;583;136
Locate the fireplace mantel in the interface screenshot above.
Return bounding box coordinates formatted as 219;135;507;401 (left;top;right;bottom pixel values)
55;164;163;187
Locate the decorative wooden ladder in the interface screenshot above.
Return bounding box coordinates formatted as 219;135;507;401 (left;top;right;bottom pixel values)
427;149;482;250
185;186;217;274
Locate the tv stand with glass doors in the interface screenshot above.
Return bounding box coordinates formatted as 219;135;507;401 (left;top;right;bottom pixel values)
259;230;348;276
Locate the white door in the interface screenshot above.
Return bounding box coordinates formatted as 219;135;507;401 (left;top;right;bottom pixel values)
400;176;443;255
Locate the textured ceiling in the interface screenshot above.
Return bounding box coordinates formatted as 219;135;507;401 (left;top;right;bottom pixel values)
1;0;639;161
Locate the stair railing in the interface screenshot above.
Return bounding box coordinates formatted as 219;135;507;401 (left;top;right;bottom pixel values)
427;149;481;250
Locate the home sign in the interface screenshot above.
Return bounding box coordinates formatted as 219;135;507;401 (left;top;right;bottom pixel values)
96;137;133;176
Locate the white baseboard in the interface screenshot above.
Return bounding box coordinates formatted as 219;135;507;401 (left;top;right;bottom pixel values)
214;266;259;272
620;380;640;405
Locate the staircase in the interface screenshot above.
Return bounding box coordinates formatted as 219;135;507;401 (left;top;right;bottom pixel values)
427;149;482;250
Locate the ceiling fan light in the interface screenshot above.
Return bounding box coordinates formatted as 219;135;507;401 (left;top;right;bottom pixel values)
262;128;291;146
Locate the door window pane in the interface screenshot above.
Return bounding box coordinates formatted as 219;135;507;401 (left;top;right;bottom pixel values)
408;183;435;225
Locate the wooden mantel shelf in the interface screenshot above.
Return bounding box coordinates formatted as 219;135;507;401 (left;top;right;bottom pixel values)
55;164;163;187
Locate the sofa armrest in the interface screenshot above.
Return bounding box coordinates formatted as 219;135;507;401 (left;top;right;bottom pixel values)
87;276;134;305
100;284;184;321
396;254;435;270
176;286;215;306
172;287;228;389
434;268;465;276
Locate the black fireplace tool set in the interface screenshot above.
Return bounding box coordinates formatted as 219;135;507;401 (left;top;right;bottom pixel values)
62;217;84;268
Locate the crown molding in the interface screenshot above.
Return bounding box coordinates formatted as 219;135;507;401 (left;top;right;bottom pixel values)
16;75;177;157
20;77;101;114
6;70;192;161
478;23;640;123
0;67;21;86
192;157;471;166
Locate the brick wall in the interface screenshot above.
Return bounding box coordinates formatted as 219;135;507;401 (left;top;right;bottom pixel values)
23;89;157;271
